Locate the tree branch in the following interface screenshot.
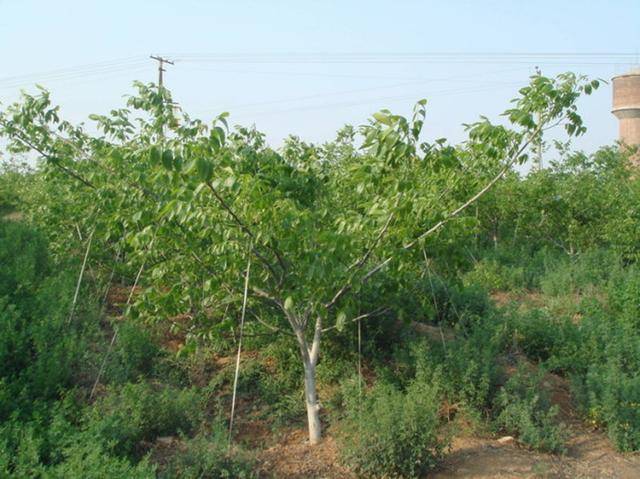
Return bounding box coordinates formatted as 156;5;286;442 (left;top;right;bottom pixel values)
0;121;96;189
321;307;390;333
248;310;293;336
205;181;286;284
309;315;322;366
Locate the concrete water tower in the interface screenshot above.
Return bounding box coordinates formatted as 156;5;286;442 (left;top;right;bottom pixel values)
612;68;640;159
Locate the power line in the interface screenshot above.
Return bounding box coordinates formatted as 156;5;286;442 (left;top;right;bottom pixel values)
0;51;633;92
0;56;147;86
192;67;530;115
227;81;525;121
0;63;150;90
177;59;634;66
170;51;639;65
180;64;527;83
170;51;638;58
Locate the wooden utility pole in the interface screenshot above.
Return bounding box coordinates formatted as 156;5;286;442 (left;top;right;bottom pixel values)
150;55;174;88
535;66;543;170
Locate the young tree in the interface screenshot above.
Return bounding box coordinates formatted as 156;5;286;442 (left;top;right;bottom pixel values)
0;73;598;444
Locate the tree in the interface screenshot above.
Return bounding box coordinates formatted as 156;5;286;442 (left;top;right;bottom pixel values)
0;73;598;444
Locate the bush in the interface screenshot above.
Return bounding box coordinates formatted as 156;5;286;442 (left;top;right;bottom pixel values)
0;220;99;420
574;361;640;452
339;374;448;478
0;396;156;478
511;308;581;371
84;382;204;459
493;364;567;454
539;248;621;297
104;320;162;385
463;258;527;292
47;441;156;479
160;428;255;479
381;316;506;420
607;264;640;325
0;220;49;305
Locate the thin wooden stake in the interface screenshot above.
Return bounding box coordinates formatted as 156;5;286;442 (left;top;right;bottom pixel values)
67;227;95;325
228;257;252;449
357;315;363;441
89;261;145;400
423;248;447;354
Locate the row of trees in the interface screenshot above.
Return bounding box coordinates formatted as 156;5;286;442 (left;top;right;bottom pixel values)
0;73;599;443
476;145;640;260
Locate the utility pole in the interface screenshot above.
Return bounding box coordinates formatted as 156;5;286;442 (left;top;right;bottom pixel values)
534;66;543;170
150;55;174;88
150;55;174;139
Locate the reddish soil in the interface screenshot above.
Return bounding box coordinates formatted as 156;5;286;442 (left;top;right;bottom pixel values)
491;291;547;308
255;428;354;479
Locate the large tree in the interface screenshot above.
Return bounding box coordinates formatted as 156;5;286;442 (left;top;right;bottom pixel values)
0;73;597;443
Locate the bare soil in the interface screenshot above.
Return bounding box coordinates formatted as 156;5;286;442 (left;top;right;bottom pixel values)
246;367;640;478
255;428;354;479
432;422;640;478
247;418;640;479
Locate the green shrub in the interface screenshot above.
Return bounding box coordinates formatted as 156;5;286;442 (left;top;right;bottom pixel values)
493;364;567;453
413;273;492;331
382;315;506;419
105;320;162;385
160;428;255;479
511;308;581;371
574;361;640;452
0;220;49;305
84;382;203;459
607;264;640;325
463;258;527;292
0;396;156;478
47;441;156;479
339;374;448;478
539;248;621;297
0;221;99;421
451;314;510;410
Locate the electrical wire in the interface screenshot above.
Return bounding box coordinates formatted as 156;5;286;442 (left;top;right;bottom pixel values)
225;81;525;120
190;66;530;115
0;56;148;89
170;51;638;66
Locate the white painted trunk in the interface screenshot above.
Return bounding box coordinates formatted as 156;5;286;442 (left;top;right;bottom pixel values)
303;358;322;445
291;314;323;445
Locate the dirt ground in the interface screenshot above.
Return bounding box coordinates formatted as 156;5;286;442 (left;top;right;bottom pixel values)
247;371;640;479
249;422;640;479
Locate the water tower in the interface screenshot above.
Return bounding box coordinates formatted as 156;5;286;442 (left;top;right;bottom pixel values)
612;68;640;160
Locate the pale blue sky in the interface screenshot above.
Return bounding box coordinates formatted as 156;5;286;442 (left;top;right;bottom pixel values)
1;0;639;160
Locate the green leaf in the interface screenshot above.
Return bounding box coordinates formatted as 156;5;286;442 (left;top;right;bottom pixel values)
284;297;294;311
149;145;161;164
336;311;347;332
373;112;392;126
161;149;173;170
196;157;214;182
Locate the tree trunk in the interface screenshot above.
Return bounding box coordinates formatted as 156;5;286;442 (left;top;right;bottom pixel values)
303;358;322;445
293;314;323;445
